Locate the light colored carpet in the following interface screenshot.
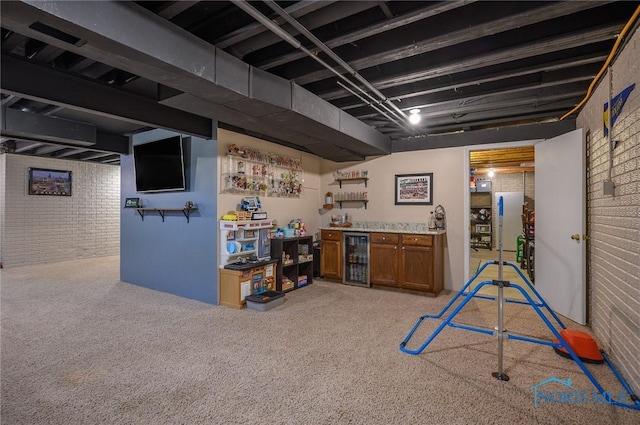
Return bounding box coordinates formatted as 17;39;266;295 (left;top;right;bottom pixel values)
2;256;639;424
469;251;536;301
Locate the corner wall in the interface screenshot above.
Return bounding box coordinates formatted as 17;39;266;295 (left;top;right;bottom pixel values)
216;128;323;249
0;153;120;268
120;128;218;304
321;148;467;292
577;28;640;392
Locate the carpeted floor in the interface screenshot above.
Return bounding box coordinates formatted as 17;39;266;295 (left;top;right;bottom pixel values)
1;256;638;424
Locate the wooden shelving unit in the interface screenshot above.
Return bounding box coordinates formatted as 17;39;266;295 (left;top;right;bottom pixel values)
334;174;369;209
270;236;314;292
470;191;492;250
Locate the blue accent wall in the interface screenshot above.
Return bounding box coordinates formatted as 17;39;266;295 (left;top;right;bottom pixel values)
120;127;219;304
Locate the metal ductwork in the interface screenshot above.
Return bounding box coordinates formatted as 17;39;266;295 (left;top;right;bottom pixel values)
0;1;392;162
1;106;96;147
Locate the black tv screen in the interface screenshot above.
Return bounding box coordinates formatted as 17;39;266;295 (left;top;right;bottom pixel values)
133;136;186;193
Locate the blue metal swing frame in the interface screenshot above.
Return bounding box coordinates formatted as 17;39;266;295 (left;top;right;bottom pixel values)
399;260;640;410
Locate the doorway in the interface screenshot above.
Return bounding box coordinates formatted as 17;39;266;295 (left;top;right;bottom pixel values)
467;145;536;300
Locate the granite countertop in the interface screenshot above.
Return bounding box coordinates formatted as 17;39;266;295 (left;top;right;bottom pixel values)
319;221;446;235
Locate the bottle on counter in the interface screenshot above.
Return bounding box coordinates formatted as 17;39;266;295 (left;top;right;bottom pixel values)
429;211;436;230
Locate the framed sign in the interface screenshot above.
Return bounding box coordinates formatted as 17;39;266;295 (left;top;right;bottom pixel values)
124;197;140;208
395;173;433;205
28;168;72;196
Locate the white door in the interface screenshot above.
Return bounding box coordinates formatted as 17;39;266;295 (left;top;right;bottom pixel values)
535;129;586;324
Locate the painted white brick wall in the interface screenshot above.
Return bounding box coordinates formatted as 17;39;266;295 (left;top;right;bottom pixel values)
577;28;640;393
0;154;120;268
491;171;535;208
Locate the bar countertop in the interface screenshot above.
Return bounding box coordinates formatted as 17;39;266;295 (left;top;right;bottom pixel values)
319;221;446;235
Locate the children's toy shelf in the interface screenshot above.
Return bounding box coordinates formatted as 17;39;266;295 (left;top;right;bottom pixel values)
219;219;273;267
221;144;304;198
270;236;314;292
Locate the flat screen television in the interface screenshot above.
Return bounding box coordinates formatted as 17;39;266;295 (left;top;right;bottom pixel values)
133;135;186;193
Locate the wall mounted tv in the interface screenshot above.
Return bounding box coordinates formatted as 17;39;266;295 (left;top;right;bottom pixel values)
133;135;187;193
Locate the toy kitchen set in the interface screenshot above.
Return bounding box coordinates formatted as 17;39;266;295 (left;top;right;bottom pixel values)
218;197;278;309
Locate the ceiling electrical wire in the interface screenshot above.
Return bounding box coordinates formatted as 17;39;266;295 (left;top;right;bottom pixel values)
559;5;640;120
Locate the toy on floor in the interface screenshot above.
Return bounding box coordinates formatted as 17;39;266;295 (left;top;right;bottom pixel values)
400;196;640;411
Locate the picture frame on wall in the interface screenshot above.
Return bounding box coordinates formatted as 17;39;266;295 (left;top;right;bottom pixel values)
28;168;72;196
124;197;140;208
395;173;433;205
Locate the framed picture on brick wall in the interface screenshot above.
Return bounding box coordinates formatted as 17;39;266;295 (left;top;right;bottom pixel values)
28;168;72;196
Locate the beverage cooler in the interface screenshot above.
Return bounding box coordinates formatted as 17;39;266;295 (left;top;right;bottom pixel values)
343;232;370;287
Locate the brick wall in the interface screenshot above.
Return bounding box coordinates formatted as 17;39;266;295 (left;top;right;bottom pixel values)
489;172;535;207
0;154;120;268
577;28;640;392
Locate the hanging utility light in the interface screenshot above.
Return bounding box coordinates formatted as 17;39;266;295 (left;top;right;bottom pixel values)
488;168;495;178
408;108;421;125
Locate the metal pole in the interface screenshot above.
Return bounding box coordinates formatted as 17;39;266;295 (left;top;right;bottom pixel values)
493;195;510;381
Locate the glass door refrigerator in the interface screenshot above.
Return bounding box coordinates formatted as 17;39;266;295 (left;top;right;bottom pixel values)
343;232;370;287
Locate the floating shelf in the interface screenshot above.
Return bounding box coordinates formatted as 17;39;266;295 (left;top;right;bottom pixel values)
135;207;197;223
337;200;368;209
337;177;368;188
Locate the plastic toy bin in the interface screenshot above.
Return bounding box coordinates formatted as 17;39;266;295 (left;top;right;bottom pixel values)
245;291;285;311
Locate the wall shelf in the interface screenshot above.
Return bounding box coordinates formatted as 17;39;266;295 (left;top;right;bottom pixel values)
135;207;197;223
221;145;304;197
334;174;368;208
337;200;368;209
337;177;368;188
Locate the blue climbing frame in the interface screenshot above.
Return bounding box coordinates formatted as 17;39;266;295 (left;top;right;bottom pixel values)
399;260;640;410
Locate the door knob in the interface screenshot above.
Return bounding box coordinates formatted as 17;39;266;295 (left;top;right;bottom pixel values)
571;234;580;242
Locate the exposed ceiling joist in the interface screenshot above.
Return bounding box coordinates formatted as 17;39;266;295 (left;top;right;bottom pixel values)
257;0;472;70
336;55;605;108
1;54;213;138
214;0;334;49
294;2;617;85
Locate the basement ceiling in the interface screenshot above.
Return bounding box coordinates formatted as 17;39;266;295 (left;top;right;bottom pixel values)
470;146;535;175
1;1;638;164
